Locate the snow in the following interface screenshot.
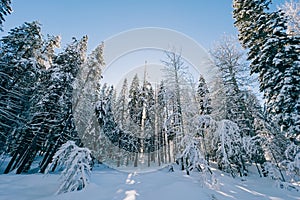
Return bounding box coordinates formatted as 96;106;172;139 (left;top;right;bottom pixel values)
0;164;299;200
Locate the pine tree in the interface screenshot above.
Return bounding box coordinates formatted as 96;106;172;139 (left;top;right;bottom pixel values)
0;22;44;171
114;78;129;130
140;79;155;167
38;36;88;173
0;0;12;31
128;74;142;126
196;75;212;115
3;35;88;174
156;81;169;164
233;0;300;139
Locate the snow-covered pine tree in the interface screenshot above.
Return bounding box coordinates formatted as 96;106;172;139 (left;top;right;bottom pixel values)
194;75;213;163
114;78;129;130
128;74;142;127
196;75;212;115
20;36;87;174
156;81;169;164
0;21;45;173
127;74;142;167
95;84;118;163
284;143;300;180
112;79;129;166
233;0;300;140
139;79;155;166
0;0;12;31
45;141;92;194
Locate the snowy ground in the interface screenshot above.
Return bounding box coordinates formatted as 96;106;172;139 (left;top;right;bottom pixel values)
0;164;299;200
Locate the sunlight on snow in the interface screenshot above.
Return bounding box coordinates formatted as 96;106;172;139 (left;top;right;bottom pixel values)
235;185;265;197
126;173;136;185
124;190;139;200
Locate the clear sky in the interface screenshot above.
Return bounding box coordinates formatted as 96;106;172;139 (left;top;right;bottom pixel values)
0;0;287;52
0;0;286;88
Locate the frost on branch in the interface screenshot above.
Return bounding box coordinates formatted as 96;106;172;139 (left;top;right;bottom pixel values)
45;141;92;194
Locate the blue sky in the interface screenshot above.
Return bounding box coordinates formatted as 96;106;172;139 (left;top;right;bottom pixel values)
1;0;288;52
1;0;286;52
0;0;287;90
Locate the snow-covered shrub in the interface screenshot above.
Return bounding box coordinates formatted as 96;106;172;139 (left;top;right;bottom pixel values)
284;143;300;183
180;135;211;175
243;135;266;165
287;152;300;179
179;133;215;186
264;162;282;181
215;120;246;177
45;141;92;194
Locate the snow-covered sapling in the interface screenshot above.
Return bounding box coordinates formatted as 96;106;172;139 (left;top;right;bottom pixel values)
45;140;92;194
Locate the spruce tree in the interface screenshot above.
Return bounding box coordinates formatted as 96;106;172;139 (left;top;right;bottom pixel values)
114;78;129;129
0;21;44;165
196;75;212;115
0;0;12;31
233;0;300;139
128;74;142;126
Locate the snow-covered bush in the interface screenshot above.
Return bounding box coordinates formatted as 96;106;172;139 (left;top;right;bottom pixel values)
45;141;92;194
180;134;211;175
287;152;300;177
284;143;300;182
243;135;266;164
215;120;246;177
264;162;283;181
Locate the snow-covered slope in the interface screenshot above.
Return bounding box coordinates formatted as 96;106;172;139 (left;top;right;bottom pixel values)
0;164;298;200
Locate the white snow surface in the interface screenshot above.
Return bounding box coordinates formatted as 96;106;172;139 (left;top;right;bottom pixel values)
0;164;299;200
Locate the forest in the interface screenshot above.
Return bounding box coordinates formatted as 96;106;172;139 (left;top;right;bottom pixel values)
0;0;299;195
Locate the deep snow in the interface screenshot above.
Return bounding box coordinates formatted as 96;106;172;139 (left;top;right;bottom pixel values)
0;163;299;200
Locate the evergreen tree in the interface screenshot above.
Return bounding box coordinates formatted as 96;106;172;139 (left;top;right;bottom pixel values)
0;0;12;31
114;78;129;130
233;0;300;139
3;35;88;174
196;75;212;115
128;74;142;126
38;36;88;173
156;81;169;164
180;133;212;176
140;79;155;166
0;21;44;160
